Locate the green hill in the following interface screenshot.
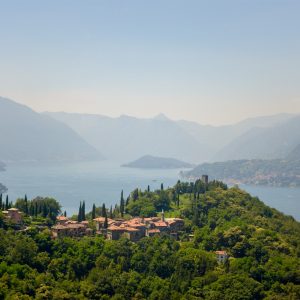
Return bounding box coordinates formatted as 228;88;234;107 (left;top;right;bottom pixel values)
0;181;299;299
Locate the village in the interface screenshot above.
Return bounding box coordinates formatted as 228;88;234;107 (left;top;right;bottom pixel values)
52;209;185;242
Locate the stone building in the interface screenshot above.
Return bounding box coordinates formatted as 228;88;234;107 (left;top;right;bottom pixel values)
215;250;229;263
2;208;22;224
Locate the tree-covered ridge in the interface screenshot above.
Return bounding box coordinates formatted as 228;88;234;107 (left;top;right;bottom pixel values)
182;159;300;187
0;181;299;299
122;155;194;169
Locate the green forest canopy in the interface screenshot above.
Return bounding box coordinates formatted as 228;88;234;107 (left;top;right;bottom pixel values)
0;180;299;299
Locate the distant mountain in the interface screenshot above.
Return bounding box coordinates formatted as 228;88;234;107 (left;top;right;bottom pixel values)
45;112;211;163
45;111;296;163
0;161;5;172
178;113;296;158
214;116;300;161
287;144;300;161
122;155;194;169
182;158;300;187
0;97;103;162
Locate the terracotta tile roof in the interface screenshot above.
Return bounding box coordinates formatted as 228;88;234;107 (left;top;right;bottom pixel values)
107;225;126;231
153;222;168;227
57;216;69;221
94;217;114;224
52;225;67;230
125;227;139;232
148;229;160;233
215;250;228;255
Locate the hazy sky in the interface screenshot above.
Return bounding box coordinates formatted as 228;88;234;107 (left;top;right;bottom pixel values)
0;0;299;125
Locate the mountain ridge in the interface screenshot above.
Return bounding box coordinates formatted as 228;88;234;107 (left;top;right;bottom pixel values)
0;97;103;162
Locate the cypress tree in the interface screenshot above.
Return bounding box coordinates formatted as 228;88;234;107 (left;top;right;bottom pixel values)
104;215;108;229
24;194;28;215
0;194;2;210
109;205;113;219
35;202;38;217
78;202;82;222
64;210;67;217
102;203;106;218
161;183;164;191
5;195;9;210
82;201;86;221
120;190;125;217
147;185;150;192
92;203;96;220
192;206;200;226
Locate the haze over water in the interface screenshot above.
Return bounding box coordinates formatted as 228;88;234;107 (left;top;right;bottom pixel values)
1;160;299;221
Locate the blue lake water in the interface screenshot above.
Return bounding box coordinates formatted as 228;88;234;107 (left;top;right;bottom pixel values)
0;160;299;221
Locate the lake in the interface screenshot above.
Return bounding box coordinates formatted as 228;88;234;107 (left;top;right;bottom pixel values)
0;160;299;221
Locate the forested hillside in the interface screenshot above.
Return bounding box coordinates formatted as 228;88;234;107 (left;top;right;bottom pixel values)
0;181;299;299
182;159;300;187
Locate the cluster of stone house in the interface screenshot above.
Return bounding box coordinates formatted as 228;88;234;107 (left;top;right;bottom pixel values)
94;211;185;242
51;216;92;238
2;208;23;224
51;211;184;241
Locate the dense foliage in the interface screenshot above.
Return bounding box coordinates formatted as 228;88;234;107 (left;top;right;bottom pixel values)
182;159;300;187
0;181;299;299
15;196;61;222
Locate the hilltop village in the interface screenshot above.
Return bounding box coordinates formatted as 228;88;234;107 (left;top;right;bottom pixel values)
52;212;184;242
1;177;300;299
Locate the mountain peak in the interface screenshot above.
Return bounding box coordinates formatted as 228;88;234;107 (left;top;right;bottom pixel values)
153;113;170;121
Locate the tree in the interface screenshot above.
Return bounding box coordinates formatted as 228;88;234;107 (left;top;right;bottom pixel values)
147;185;150;192
5;195;8;210
64;210;67;217
120;190;125;217
109;205;113;219
24;194;28;215
161;183;164;191
92;203;96;220
102;203;107;218
78;202;82;222
82;201;86;221
104;215;108;229
0;194;2;210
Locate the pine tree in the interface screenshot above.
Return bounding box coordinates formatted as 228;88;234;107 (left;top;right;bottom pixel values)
78;202;82;222
82;201;86;221
92;203;96;220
